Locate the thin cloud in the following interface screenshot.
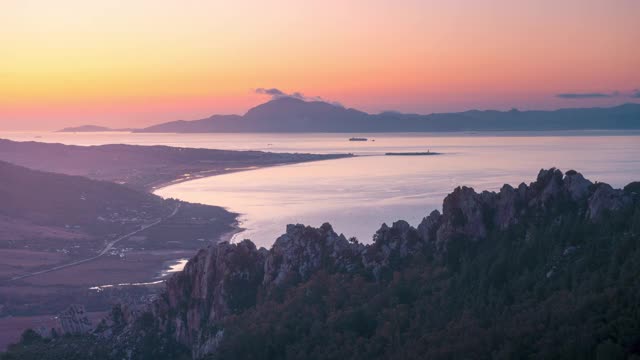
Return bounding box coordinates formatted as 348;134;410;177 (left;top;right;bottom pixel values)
556;90;640;100
255;88;287;97
254;88;343;107
556;92;613;99
254;87;310;101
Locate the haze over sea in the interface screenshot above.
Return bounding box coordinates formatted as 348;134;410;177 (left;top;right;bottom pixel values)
2;131;639;247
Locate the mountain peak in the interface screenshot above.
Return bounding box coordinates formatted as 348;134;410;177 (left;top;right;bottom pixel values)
245;96;344;115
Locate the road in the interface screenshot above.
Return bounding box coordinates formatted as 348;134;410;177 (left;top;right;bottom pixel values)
9;204;181;282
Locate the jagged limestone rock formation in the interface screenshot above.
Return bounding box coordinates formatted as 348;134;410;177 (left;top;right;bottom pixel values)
263;223;361;288
58;305;93;335
35;168;636;359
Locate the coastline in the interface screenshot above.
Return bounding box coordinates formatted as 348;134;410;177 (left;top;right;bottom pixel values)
148;166;265;193
148;155;356;193
150;156;359;272
218;220;245;244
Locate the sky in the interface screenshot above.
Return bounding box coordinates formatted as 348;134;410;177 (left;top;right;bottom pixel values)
0;0;639;130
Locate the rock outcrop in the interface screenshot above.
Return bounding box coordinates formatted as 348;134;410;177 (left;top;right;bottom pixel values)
563;170;593;201
263;223;361;288
58;305;93;335
153;240;265;356
97;168;637;358
362;220;425;278
588;183;632;220
436;186;494;243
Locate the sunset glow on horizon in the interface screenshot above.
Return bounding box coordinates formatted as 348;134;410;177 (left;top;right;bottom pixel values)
1;0;639;130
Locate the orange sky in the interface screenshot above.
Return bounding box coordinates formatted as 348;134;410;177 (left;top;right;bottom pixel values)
1;0;639;130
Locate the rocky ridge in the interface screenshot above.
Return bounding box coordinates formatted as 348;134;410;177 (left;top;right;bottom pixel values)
92;168;636;358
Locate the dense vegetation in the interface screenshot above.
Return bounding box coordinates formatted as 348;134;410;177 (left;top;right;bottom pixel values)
0;315;190;360
210;196;640;360
3;181;640;360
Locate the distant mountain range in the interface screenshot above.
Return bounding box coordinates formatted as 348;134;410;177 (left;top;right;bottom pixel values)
61;98;640;133
58;125;133;132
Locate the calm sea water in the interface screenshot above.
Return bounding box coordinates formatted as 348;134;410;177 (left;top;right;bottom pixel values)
2;131;640;248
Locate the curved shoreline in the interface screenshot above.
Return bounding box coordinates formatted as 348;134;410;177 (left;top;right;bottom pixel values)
148;155;356;193
151;155;358;247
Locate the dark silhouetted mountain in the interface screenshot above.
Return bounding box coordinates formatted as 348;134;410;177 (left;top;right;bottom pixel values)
135;98;640;133
241;97;370;132
136;115;242;133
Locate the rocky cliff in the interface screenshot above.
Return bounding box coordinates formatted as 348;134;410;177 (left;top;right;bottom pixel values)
58;305;93;335
118;168;635;358
10;168;637;360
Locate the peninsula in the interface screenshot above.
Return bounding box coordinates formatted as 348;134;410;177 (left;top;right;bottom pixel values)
0;139;353;191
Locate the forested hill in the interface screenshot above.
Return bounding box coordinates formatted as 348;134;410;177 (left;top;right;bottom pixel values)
3;169;640;360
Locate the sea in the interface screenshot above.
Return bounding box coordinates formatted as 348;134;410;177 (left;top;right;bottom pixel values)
2;130;639;248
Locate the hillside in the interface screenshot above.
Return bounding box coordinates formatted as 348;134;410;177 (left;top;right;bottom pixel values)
0;161;238;348
0;161;167;229
136;98;640;133
0;139;352;190
4;169;640;359
0;160;232;283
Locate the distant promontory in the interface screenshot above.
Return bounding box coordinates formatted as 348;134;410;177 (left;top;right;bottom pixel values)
57;125;132;132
